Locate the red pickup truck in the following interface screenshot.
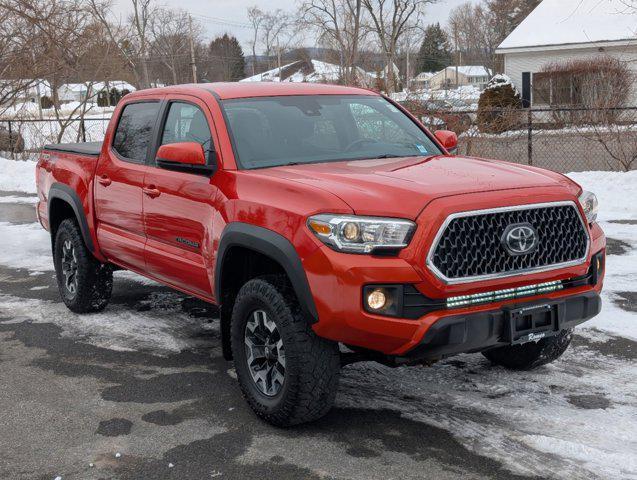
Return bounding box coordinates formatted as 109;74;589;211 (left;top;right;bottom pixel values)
36;83;605;426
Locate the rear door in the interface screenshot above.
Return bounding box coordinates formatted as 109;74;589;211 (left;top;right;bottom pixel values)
94;98;161;271
142;96;218;298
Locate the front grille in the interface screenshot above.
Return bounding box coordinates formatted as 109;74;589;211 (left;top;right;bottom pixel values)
428;202;588;282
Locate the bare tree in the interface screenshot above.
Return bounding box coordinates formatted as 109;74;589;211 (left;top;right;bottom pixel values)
247;6;265;75
300;0;367;85
88;0;157;88
260;10;300;70
448;2;499;76
361;0;435;93
149;8;200;85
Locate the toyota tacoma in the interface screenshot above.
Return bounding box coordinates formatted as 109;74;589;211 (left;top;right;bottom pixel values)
35;83;605;426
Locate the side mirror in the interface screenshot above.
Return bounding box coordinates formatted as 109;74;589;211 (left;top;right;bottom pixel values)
156;142;216;176
434;130;458;154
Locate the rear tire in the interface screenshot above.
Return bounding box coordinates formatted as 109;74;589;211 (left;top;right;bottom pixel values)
53;218;113;313
482;329;573;370
231;276;340;427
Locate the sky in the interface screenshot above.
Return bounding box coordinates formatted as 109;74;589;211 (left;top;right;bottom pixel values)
115;0;478;50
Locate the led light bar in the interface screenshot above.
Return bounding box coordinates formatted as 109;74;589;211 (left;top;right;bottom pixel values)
446;280;563;308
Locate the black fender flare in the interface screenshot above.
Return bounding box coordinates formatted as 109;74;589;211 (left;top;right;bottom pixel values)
48;182;95;253
215;222;318;323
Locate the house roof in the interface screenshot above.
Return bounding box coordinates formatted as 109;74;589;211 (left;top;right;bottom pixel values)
240;59;373;83
497;0;637;51
59;81;136;93
413;72;434;80
437;66;491;77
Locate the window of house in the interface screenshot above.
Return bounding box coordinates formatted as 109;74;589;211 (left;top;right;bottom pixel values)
112;101;160;162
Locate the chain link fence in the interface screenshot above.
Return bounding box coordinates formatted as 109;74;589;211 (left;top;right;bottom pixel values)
401;103;637;172
0;117;111;160
1;106;636;172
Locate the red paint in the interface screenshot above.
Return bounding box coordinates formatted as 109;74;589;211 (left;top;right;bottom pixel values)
35;82;605;355
434;130;458;151
156;142;206;165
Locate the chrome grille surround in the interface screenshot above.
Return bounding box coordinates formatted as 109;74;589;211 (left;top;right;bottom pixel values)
426;201;590;285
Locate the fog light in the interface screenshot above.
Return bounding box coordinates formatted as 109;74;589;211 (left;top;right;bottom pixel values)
366;289;387;310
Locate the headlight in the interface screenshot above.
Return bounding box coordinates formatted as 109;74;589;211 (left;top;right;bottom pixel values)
578;191;598;224
307;214;416;253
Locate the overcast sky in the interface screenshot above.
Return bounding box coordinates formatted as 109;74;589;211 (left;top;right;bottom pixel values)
115;0;477;50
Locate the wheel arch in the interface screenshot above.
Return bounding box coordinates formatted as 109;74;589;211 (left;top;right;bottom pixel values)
215;223;319;360
48;183;95;253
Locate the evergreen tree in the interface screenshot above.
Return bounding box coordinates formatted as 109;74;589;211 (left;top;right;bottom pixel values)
416;23;452;74
208;34;246;82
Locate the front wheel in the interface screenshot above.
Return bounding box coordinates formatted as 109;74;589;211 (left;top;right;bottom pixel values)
482;329;573;370
231;276;340;427
53;218;113;313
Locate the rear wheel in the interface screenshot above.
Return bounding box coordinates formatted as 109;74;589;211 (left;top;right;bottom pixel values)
482;329;573;370
231;276;340;426
53;218;113;313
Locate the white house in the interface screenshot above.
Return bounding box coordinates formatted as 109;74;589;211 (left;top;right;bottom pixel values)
411;71;434;90
58;81;136;103
496;0;637;107
429;66;491;91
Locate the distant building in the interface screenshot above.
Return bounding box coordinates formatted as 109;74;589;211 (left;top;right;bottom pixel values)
429;66;491;91
411;72;434;90
496;0;637;107
241;59;374;86
58;81;136;103
0;78;51;105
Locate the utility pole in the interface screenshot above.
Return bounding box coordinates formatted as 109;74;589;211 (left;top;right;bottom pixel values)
406;48;410;92
188;14;198;83
276;38;282;81
454;33;459;88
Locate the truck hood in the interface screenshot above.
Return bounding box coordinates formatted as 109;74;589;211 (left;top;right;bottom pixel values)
260;155;574;219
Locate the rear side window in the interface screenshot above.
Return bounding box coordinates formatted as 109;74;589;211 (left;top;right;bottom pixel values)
112;102;160;162
160;102;213;162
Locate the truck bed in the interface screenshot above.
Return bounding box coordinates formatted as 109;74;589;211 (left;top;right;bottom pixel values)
43;141;102;156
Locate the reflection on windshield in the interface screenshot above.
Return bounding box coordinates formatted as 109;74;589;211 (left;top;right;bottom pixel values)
223;95;442;169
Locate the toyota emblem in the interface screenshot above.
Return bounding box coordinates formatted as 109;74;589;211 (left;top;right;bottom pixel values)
502;223;538;255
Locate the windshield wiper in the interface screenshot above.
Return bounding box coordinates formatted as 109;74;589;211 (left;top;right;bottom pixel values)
374;154;403;159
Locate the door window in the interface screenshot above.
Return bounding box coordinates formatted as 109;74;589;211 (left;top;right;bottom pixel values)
112;101;160;163
160;102;213;162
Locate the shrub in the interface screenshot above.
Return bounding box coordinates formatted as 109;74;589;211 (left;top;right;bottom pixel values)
40;95;54;109
536;57;632;125
477;74;523;133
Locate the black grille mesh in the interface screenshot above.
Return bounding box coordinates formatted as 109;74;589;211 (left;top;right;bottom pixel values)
430;205;588;280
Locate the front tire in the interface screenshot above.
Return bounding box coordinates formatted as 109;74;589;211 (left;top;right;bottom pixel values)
231;276;340;427
482;329;573;370
53;218;113;313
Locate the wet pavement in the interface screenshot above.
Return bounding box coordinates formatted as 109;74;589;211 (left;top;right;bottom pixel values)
0;197;636;480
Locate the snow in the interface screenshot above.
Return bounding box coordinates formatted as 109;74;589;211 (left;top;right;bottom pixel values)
240;59;374;84
0;157;36;194
0;154;635;478
497;0;637;50
440;65;491;77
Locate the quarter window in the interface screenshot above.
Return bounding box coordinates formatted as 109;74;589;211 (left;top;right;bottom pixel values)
112;102;160;162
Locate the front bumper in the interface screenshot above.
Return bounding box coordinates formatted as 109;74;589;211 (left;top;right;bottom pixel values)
400;291;601;362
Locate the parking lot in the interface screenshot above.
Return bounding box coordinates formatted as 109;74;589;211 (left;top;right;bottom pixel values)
1;170;636;480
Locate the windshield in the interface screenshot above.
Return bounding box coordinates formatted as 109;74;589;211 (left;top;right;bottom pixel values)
222;95;443;169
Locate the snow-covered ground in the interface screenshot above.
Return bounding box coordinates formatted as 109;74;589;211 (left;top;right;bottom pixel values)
0;156;635;479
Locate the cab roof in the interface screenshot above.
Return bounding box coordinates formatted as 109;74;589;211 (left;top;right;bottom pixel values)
133;82;378;100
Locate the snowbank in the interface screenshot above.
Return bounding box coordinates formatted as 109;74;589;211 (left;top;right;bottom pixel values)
0;156;37;194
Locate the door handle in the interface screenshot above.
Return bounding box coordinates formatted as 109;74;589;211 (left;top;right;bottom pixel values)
143;186;161;198
97;175;111;186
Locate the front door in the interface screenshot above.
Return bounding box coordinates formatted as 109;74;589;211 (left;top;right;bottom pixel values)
143;97;218;298
94;99;161;271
